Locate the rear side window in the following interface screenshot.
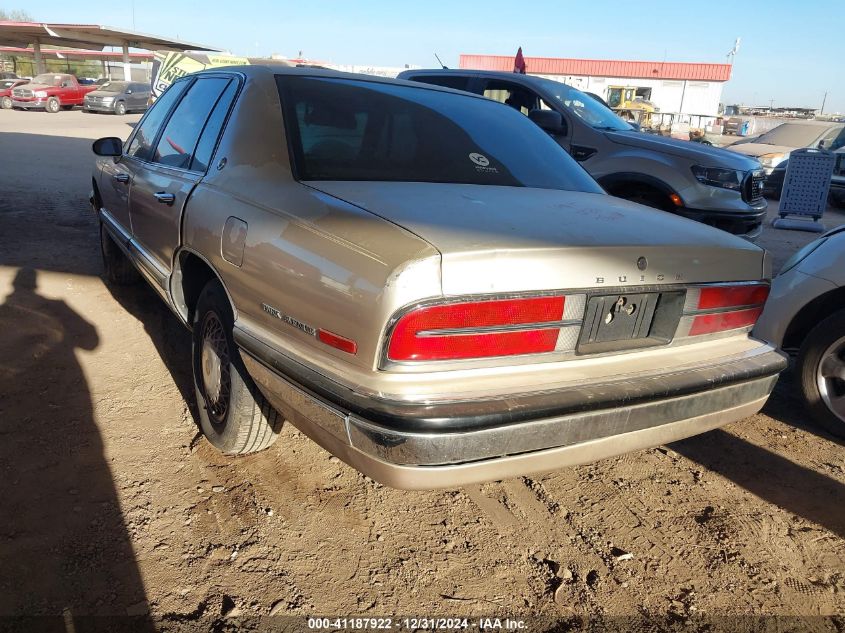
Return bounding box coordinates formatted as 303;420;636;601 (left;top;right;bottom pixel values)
482;80;539;116
153;77;231;170
277;76;602;193
191;79;239;172
408;75;472;91
126;80;189;160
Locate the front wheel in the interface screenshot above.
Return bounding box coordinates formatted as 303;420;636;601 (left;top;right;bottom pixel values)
192;280;282;454
0;96;11;109
114;101;126;116
797;309;845;438
45;97;60;113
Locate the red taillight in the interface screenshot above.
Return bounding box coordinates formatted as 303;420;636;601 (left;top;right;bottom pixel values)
689;307;764;336
387;296;565;362
686;284;769;336
697;285;770;311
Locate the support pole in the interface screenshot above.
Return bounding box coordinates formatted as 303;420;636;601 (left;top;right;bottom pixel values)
33;40;44;74
122;42;131;81
101;59;107;80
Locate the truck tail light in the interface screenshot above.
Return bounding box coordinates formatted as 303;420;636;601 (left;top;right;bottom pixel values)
680;284;769;337
386;296;567;362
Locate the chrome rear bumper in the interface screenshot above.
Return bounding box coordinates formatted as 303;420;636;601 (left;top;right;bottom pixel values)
235;327;786;489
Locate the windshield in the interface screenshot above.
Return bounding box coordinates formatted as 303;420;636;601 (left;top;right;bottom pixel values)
533;77;633;131
278;76;603;192
31;74;66;86
753;123;834;147
99;82;129;93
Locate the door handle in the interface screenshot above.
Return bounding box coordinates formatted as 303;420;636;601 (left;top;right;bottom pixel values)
153;192;176;205
113;173;130;183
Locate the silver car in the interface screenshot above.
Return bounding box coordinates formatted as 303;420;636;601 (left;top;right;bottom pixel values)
727;120;845;174
90;66;786;489
755;227;845;437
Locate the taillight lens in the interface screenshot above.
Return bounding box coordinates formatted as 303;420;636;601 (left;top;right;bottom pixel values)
387;296;565;362
684;283;769;336
696;285;770;311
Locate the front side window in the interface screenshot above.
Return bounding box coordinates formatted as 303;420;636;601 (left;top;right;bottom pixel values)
126;79;190;160
536;77;632;131
153;77;231;170
278;76;602;193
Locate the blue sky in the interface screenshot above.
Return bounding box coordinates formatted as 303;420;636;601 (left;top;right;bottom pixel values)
15;0;845;113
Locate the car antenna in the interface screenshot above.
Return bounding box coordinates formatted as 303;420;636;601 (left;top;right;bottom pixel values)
434;53;448;69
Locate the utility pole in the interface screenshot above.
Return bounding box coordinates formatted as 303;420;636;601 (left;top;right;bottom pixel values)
820;91;827;115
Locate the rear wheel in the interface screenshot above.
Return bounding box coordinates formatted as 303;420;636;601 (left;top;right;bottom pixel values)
45;97;60;113
192;280;282;454
114;101;126;116
0;96;11;109
797;309;845;438
99;222;141;285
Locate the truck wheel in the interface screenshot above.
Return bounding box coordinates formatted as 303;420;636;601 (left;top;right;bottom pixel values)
114;101;126;116
192;279;282;454
99;222;141;285
797;308;845;438
0;96;11;109
45;97;60;113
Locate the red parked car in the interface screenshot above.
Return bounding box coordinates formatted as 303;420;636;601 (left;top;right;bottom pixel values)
10;73;97;112
0;78;28;110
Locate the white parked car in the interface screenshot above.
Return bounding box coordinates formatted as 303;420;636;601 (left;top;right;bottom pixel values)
755;227;845;437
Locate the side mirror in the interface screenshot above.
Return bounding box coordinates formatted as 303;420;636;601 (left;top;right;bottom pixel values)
528;109;567;136
92;137;123;157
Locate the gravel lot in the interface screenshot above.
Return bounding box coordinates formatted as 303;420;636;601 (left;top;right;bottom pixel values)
0;109;843;630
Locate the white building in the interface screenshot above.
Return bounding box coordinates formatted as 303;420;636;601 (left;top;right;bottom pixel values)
460;54;731;116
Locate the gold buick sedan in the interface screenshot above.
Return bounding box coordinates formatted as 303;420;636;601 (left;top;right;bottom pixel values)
90;66;786;489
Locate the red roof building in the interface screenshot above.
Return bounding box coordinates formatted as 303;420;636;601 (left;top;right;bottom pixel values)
459;54;732;82
459;53;732;116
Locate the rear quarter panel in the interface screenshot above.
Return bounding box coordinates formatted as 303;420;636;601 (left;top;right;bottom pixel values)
181;69;441;376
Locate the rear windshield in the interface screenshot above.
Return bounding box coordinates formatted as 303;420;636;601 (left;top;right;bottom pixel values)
753;123;835;147
277;76;602;192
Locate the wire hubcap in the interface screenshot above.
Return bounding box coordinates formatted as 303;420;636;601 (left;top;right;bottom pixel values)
200;312;230;423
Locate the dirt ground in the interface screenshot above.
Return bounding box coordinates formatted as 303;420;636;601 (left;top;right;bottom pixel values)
0;109;843;632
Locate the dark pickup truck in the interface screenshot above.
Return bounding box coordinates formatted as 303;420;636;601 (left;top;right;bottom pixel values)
11;73;98;112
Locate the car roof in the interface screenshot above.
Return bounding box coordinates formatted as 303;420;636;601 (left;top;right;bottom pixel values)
400;68;556;84
194;64;493;101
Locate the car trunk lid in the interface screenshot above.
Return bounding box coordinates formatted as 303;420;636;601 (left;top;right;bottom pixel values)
307;182;766;295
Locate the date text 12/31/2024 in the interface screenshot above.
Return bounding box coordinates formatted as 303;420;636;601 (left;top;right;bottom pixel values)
307;618;527;630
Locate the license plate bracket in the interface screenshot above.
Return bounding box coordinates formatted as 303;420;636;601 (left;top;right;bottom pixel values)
576;291;685;355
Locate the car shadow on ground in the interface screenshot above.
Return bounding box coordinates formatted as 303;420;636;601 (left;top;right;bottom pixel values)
762;369;845;447
670;427;845;539
105;281;201;430
0;269;154;629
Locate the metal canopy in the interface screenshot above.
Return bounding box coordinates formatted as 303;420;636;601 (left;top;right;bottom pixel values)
0;21;219;52
0;21;220;78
